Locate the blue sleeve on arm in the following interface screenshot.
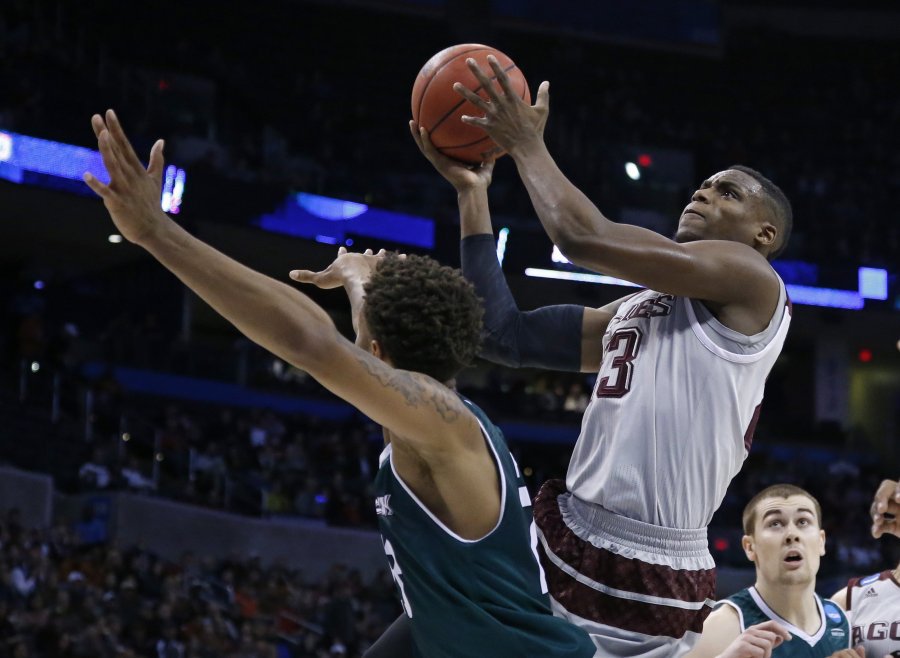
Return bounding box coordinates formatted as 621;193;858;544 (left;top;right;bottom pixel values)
461;234;584;371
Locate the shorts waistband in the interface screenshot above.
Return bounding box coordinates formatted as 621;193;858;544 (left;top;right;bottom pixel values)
565;494;710;559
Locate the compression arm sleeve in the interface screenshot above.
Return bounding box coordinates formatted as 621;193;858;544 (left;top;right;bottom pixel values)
461;234;584;371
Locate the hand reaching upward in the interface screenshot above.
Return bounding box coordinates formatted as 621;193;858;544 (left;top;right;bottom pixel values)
409;121;494;192
83;109;166;246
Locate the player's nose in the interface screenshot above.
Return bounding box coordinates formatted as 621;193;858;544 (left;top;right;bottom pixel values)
691;188;709;203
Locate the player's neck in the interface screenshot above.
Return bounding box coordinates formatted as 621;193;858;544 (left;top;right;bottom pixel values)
754;580;820;634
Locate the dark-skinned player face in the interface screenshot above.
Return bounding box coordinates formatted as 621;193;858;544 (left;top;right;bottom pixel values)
675;169;775;249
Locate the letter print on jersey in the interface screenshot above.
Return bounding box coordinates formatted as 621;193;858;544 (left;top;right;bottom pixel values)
597;327;643;398
383;537;413;617
510;452;549;595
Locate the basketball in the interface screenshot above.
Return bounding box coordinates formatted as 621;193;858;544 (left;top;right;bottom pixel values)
411;44;531;165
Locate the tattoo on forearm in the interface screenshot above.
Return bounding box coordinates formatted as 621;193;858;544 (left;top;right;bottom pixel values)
355;355;462;423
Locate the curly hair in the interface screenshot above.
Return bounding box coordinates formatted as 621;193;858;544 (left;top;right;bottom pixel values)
363;254;483;382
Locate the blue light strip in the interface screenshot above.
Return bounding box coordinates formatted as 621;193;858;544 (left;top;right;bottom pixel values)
524;268;640;288
784;285;863;310
524;268;878;310
0;130;109;183
496;227;509;265
257;191;434;249
858;267;888;300
0;129;185;213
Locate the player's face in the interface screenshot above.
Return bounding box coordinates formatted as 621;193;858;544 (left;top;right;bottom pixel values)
675;170;772;247
743;495;825;588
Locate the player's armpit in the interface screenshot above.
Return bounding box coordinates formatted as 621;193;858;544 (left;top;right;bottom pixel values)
305;336;480;457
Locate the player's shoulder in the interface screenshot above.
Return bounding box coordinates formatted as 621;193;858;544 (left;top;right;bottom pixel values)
819;596;849;625
686;603;743;658
708;600;743;625
847;570;892;592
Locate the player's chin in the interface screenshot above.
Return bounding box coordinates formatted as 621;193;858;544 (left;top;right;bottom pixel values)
673;227;704;243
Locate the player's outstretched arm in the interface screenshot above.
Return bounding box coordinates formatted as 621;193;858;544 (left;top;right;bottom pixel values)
410;120;617;373
84;110;479;457
455;56;778;314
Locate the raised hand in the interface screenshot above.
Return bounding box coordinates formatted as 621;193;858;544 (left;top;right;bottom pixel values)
289;247;390;290
871;479;900;539
453;54;550;157
409;121;494;192
717;620;791;658
83;110;166;246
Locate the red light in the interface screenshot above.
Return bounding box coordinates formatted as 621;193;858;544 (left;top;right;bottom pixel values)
713;538;729;552
637;154;653;167
858;348;873;363
158;79;170;91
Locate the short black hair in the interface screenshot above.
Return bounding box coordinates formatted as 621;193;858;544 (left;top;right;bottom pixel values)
363;254;483;382
729;165;793;260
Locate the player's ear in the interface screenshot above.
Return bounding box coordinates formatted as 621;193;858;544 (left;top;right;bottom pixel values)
756;221;777;249
741;535;756;563
818;529;826;556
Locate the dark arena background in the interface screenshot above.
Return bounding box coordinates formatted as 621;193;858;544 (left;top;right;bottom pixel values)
1;0;898;656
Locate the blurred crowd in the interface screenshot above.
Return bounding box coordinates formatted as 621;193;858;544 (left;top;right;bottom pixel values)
2;0;899;267
0;2;897;652
0;509;400;657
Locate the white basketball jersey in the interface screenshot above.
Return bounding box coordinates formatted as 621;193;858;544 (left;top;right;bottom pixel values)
846;570;900;656
566;278;791;529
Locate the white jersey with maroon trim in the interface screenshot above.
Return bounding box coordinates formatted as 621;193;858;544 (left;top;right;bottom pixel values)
846;570;900;657
566;277;791;529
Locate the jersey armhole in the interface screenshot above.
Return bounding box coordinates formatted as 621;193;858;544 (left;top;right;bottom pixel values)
845;577;859;611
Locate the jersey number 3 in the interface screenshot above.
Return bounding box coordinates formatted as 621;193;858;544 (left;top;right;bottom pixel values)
596;328;643;398
382;537;413;617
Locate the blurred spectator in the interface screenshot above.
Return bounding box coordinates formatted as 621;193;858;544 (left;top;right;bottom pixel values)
78;447;112;490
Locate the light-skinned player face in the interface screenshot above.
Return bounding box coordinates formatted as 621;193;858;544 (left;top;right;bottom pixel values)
742;495;826;588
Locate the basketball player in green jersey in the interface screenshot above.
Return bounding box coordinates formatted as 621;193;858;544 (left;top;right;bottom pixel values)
84;110;594;658
687;485;858;658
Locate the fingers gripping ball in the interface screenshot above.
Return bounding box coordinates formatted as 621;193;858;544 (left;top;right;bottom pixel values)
412;44;530;165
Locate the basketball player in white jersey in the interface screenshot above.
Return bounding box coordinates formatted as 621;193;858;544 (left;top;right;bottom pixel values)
832;478;900;657
419;57;795;657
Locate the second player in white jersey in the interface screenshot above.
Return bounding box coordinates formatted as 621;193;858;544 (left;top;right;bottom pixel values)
568;281;791;529
842;571;900;656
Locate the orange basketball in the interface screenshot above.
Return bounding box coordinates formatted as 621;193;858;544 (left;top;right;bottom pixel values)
412;44;530;165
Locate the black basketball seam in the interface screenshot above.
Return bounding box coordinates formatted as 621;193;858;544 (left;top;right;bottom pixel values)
414;46;487;129
426;62;520;137
438;134;493;150
435;69;530;160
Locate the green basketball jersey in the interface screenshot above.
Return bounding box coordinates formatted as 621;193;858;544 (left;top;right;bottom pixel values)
373;397;595;658
719;587;850;657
